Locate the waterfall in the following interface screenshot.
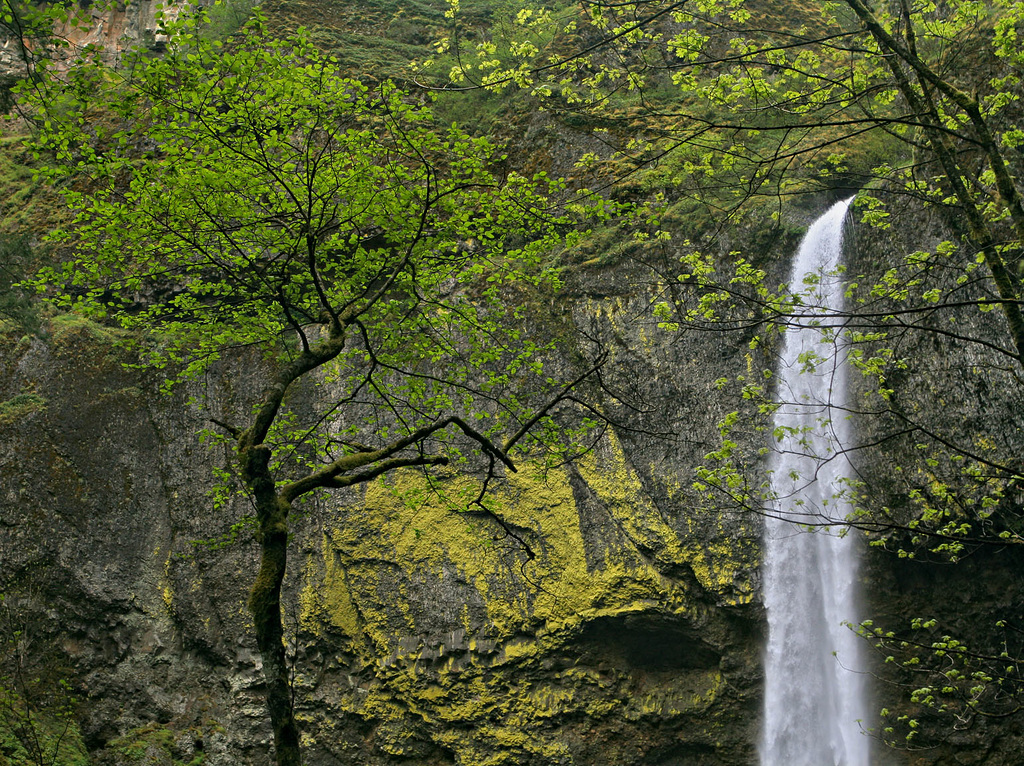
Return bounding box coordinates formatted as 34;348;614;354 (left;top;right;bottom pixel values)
759;197;869;766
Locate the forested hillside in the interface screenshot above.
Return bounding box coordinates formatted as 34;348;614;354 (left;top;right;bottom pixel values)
1;1;1023;765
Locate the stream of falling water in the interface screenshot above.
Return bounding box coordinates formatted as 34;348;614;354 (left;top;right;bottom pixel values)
759;197;870;766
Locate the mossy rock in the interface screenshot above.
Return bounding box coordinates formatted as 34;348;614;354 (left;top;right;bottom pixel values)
99;722;208;766
0;392;46;425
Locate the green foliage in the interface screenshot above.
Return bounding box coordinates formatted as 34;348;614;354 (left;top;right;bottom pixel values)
18;6;612;548
860;615;1024;747
27;12;577;406
426;0;1024;748
19;11;609;763
0;688;88;766
0;595;87;766
428;0;902;198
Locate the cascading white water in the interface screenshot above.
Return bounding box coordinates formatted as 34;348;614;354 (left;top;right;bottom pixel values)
760;197;869;766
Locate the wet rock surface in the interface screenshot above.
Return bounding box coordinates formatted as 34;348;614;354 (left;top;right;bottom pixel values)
0;273;763;765
2;173;1022;765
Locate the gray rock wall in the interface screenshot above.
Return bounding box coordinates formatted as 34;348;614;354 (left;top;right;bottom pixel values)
4;192;1024;765
0;270;764;765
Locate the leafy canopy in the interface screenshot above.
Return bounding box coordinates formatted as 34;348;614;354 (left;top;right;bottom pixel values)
433;0;1024;747
19;15;614;763
28;15;582;443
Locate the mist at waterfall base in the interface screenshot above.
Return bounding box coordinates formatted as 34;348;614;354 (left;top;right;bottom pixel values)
760;198;870;766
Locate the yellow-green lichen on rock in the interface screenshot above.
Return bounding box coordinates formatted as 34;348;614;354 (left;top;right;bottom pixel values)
0;265;763;765
285;434;760;764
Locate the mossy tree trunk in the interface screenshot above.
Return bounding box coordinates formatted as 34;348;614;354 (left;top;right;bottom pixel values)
227;340;546;766
242;443;302;766
843;0;1024;370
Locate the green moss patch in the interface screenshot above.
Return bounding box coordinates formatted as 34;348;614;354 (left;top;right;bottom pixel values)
0;393;46;425
101;721;211;766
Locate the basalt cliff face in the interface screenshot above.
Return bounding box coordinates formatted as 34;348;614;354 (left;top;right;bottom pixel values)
1;259;766;765
846;201;1024;766
0;0;186;75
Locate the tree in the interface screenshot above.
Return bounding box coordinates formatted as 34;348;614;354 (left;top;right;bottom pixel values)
435;0;1024;751
24;14;604;766
0;594;85;766
1;0;97;112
